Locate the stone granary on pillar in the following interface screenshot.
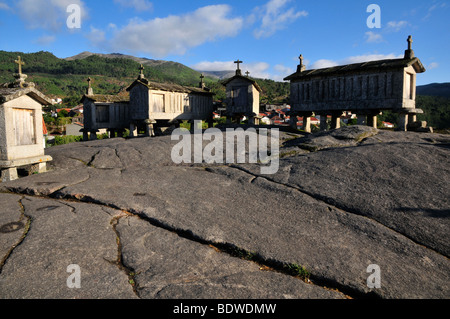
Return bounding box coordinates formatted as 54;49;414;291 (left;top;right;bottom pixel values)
0;56;52;182
223;60;262;125
284;36;427;132
126;65;215;136
81;77;130;140
81;65;215;140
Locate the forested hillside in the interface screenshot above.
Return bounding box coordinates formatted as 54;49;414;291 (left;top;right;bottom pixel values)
0;50;289;106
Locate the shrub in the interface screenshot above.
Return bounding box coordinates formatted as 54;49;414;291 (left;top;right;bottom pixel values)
53;135;83;146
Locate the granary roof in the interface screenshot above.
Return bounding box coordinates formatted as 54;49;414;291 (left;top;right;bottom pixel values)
81;94;130;103
222;74;263;92
126;78;215;95
0;86;52;105
283;57;426;82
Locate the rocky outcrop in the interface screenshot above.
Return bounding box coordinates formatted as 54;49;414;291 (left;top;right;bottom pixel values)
0;126;449;299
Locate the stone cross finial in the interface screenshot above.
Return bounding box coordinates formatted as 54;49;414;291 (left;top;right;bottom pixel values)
234;60;243;70
234;60;243;76
86;77;94;95
245;71;250;77
404;35;415;59
15;56;25;75
138;64;145;79
199;73;205;89
407;35;413;51
297;54;306;72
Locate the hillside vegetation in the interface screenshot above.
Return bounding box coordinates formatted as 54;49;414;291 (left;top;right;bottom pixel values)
0;50;289;106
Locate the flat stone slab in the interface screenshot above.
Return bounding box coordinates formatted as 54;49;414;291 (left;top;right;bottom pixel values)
0;196;137;299
117;216;345;299
1;127;449;299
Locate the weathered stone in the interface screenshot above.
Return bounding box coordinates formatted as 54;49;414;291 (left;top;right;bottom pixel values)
0;196;137;299
117;216;345;299
0;128;448;299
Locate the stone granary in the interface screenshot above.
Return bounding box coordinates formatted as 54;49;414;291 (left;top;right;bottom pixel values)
81;77;130;140
223;60;262;124
0;57;52;182
82;66;215;140
284;36;427;132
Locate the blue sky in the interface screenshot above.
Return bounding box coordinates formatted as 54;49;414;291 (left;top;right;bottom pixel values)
0;0;449;85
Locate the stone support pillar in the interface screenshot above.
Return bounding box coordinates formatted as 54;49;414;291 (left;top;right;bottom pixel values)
367;114;378;129
397;114;408;132
1;168;18;182
90;130;98;140
129;123;138;138
289;113;298;130
320;115;328;131
408;114;417;124
331;113;342;130
145;119;156;137
37;162;47;174
302;116;311;133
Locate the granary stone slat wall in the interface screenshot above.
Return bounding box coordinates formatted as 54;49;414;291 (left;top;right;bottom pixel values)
289;70;405;113
284;36;427;132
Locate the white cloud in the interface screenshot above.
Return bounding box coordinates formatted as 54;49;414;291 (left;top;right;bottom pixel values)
423;2;447;20
191;61;236;72
428;62;439;70
309;54;404;70
16;0;88;31
102;5;243;57
34;35;56;46
365;31;384;43
86;26;106;47
386;20;408;32
113;0;153;11
191;60;271;79
0;2;11;10
310;59;339;70
253;0;308;38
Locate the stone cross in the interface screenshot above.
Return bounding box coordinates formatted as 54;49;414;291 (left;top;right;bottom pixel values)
199;73;205;89
138;64;145;79
234;60;243;70
86;77;94;95
297;54;306;72
245;71;250;77
15;56;25;75
407;35;413;51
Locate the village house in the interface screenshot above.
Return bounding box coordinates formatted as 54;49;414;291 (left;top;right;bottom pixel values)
0;56;52;182
284;36;428;133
